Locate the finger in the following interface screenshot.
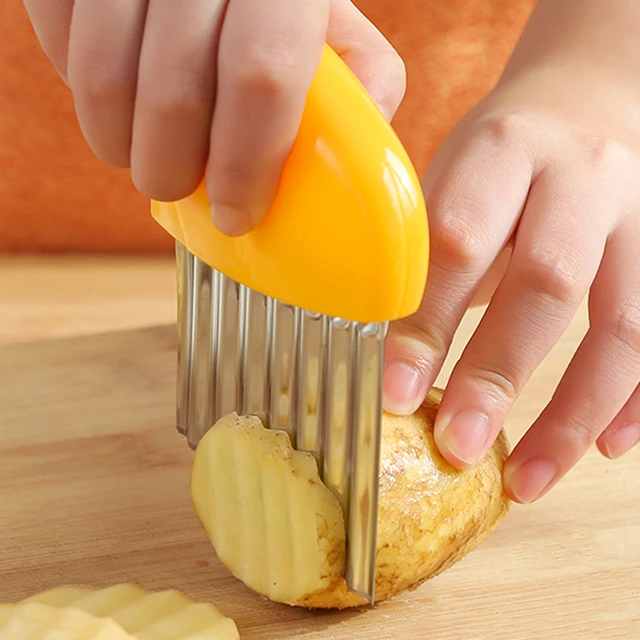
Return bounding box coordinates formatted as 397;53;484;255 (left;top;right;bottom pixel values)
383;118;533;415
206;0;330;236
22;0;74;82
130;0;227;200
66;0;149;167
504;223;640;503
326;0;405;121
470;243;513;308
597;383;640;459
433;166;607;470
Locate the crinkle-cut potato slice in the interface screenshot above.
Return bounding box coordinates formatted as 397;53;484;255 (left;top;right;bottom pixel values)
191;388;511;609
192;413;346;605
0;601;132;639
21;584;239;640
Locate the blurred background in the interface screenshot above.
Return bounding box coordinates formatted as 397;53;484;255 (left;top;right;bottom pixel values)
0;0;534;345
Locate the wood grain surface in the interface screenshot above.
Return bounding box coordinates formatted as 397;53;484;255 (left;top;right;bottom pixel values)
0;310;638;639
0;255;176;345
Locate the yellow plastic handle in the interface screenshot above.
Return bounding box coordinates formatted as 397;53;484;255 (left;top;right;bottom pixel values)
151;45;429;323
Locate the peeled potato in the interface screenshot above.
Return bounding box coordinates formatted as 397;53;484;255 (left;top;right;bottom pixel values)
20;584;239;640
191;388;511;609
0;601;133;639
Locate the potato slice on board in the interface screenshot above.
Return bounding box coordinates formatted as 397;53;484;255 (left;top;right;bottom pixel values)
0;601;132;640
191;412;346;607
22;585;239;640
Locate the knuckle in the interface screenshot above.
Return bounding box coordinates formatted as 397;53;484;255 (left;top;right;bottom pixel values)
141;74;211;119
575;134;640;207
402;318;449;360
581;135;629;172
608;303;640;356
519;248;584;308
476;112;531;149
235;42;306;96
69;64;133;103
214;159;255;186
465;363;520;406
429;211;488;275
388;316;450;379
208;160;256;203
564;416;600;450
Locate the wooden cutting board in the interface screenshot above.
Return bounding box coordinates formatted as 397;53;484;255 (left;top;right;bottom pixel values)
1;317;638;640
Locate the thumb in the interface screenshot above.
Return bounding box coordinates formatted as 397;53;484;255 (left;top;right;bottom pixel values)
326;0;406;121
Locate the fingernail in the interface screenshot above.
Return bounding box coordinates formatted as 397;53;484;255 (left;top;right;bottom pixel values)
211;203;252;237
505;457;557;504
435;409;490;466
383;362;424;415
602;423;640;459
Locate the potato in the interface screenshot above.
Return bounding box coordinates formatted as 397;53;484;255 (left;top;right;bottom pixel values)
191;388;510;609
0;601;133;640
20;584;239;640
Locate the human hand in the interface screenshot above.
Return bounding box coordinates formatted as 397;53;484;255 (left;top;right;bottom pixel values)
383;39;640;504
23;0;405;236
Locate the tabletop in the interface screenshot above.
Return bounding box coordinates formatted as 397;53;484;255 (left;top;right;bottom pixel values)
0;255;638;640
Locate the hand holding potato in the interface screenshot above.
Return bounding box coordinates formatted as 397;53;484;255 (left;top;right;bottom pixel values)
383;0;640;504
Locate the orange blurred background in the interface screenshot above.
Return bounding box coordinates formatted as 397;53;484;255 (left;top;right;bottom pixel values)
0;0;535;255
